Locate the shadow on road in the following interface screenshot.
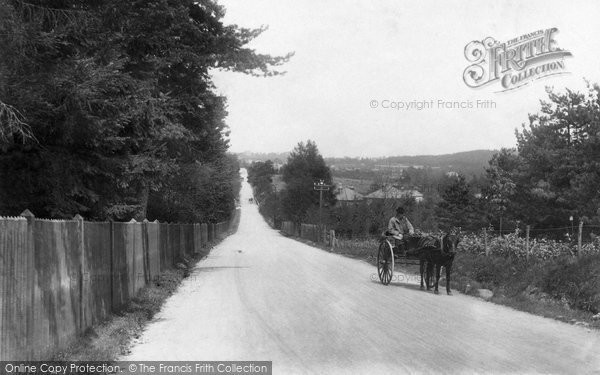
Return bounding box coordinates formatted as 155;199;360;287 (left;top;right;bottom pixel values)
369;279;433;293
195;266;250;272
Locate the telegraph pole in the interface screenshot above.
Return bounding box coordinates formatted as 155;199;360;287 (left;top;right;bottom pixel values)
569;215;574;239
313;179;330;230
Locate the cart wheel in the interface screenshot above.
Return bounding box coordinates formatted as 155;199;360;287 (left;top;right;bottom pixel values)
377;240;394;285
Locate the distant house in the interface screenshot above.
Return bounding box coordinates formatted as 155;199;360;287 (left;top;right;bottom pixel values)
335;186;364;206
365;186;424;203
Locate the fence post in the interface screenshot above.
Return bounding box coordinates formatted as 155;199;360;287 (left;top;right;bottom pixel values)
128;218;138;292
166;223;172;268
577;220;583;257
201;223;208;248
526;225;530;261
179;223;185;260
109;220;114;313
197;223;202;254
330;230;336;250
20;209;35;360
73;214;85;333
483;228;489;256
142;219;150;285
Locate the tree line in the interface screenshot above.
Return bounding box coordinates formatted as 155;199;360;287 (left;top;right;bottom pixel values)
0;0;290;223
249;84;600;240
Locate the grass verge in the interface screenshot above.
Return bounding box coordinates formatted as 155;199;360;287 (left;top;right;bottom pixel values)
450;253;600;329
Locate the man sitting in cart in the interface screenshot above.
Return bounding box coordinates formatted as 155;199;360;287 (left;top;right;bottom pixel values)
387;206;415;254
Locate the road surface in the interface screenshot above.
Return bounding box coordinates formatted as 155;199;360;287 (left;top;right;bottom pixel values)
125;170;600;374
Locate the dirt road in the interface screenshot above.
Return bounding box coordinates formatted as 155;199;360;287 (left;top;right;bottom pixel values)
125;170;600;374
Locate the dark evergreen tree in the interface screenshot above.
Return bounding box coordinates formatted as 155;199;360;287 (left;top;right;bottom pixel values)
0;0;291;221
485;84;600;234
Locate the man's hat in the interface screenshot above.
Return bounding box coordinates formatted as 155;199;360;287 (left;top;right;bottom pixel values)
395;206;405;215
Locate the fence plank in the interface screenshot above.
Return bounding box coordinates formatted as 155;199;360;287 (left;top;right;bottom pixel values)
0;217;29;359
159;223;169;272
193;224;201;254
74;215;86;333
112;222;130;311
84;222;112;325
146;221;160;282
0;219;5;359
132;221;144;294
209;223;215;243
31;219;80;359
169;224;180;266
186;224;195;255
201;223;208;248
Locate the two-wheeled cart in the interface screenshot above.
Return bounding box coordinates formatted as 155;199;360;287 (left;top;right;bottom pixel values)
376;235;421;285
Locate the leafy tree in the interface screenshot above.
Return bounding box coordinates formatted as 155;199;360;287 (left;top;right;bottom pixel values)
247;160;276;199
436;174;485;231
147;154;240;223
485;149;518;233
280;140;335;223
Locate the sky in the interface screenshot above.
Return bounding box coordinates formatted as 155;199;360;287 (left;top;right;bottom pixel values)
211;0;600;157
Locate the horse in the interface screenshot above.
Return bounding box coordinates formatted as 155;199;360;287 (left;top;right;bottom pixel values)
421;232;460;295
385;231;460;294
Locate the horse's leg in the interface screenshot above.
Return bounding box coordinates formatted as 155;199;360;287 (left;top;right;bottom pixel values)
426;262;433;290
434;264;441;294
446;262;452;295
419;259;425;289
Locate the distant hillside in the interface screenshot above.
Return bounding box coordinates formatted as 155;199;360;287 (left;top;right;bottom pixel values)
325;150;498;175
237;151;289;164
238;149;499;175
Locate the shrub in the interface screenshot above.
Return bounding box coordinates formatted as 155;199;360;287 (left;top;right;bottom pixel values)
452;251;559;295
542;254;600;313
453;255;513;288
335;237;379;258
458;230;600;259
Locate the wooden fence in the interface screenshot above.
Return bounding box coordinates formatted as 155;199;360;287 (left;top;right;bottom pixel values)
281;221;299;237
281;221;336;249
0;210;235;360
